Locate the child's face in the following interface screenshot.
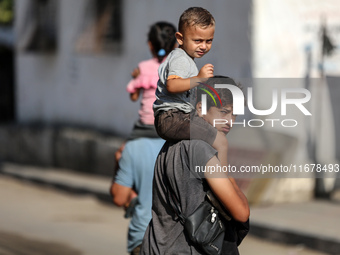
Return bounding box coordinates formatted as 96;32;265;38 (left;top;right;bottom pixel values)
176;25;215;59
198;104;236;135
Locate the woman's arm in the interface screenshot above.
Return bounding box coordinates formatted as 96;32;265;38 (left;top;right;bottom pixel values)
204;156;250;222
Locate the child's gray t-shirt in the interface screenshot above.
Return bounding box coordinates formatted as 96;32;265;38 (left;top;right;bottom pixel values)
153;48;199;116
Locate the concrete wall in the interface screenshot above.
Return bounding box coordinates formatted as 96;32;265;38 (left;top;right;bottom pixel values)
15;0;252;138
0;124;124;176
251;0;340;172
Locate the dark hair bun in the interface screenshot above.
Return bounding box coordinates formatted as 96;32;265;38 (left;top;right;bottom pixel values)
148;21;177;63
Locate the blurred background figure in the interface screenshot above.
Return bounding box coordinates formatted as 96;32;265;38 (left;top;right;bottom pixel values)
110;137;164;255
114;21;176;173
125;21;177;140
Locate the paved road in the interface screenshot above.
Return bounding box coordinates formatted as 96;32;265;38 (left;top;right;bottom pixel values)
0;175;328;255
0;175;129;255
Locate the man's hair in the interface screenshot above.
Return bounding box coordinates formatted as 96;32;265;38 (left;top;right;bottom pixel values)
178;7;215;33
196;76;244;110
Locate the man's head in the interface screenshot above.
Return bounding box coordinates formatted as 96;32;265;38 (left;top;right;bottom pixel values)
196;76;243;135
175;7;215;59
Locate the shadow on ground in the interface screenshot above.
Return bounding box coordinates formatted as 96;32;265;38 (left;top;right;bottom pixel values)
0;231;82;255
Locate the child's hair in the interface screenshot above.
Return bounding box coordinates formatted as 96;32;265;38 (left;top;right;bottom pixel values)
178;7;215;33
197;76;244;110
148;21;177;63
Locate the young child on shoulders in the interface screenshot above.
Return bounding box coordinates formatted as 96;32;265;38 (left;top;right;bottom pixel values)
127;21;177;140
114;21;176;216
115;21;176;173
154;7;229;167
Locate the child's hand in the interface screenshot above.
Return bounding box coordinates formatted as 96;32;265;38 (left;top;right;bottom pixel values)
131;67;140;79
198;64;214;78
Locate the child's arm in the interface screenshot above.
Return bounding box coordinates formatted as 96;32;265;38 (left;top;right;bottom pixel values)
131;67;140;79
167;63;214;93
128;67;141;101
130;89;140;101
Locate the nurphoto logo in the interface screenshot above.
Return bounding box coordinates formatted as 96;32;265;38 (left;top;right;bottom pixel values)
200;83;312;128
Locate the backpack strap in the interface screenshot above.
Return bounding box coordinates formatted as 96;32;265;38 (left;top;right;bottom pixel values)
163;162;186;224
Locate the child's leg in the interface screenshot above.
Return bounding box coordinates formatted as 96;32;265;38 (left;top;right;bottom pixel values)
212;131;229;169
154;109;191;141
128;120;159;140
114;142;126;177
190;112;229;168
155;110;228;168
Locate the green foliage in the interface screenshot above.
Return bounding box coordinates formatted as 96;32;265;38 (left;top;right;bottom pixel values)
0;0;14;25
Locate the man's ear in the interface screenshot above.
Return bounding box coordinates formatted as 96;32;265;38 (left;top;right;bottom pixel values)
196;101;203;117
175;32;184;46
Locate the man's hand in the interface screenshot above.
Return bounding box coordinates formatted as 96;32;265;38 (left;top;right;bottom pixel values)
197;64;214;78
124;190;138;209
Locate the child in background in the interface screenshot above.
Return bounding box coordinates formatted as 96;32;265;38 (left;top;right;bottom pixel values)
126;21;177;140
154;7;229;168
114;21;176;217
114;22;176;205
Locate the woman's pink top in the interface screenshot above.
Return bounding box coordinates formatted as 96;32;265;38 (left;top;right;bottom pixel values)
126;58;160;125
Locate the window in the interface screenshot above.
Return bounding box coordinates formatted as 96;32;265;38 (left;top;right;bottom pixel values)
76;0;122;53
17;0;58;52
